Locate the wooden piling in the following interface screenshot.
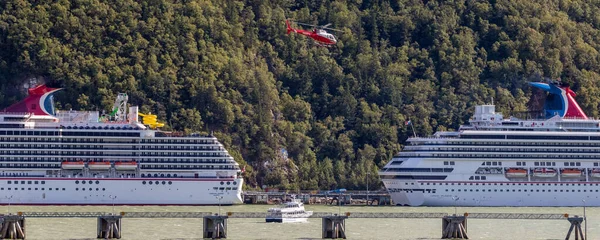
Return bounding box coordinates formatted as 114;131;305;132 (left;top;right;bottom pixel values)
97;215;122;239
0;215;26;239
203;215;228;239
442;215;468;239
322;215;347;239
565;216;585;240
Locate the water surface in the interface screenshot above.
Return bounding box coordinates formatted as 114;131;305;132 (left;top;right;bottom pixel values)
6;204;593;239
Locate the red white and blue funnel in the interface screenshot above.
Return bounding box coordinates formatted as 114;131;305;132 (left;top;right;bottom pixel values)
2;85;62;116
529;82;587;119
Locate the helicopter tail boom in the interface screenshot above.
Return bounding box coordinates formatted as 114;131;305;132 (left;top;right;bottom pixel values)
286;19;292;34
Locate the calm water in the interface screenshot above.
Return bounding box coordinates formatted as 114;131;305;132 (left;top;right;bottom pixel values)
6;204;595;239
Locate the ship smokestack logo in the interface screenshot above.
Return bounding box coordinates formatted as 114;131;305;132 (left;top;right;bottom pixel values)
2;85;62;116
529;81;587;119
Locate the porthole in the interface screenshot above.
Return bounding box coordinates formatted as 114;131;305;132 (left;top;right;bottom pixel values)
168;181;172;185
227;182;230;185
96;188;99;191
220;182;224;185
154;174;158;177
174;174;178;177
75;181;79;184
161;174;164;177
82;181;86;185
76;188;79;191
89;181;93;184
82;188;85;191
102;188;105;191
141;174;145;177
155;181;159;185
162;181;166;185
233;182;237;185
89;188;92;191
95;181;99;184
167;174;171;177
149;181;153;185
142;181;146;185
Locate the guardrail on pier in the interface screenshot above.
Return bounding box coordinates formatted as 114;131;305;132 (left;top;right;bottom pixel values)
15;211;569;219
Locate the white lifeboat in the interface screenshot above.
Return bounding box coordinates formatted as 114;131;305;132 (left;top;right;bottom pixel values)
88;162;111;170
533;168;557;178
115;161;138;171
560;169;582;178
591;169;600;178
505;168;527;178
61;161;85;170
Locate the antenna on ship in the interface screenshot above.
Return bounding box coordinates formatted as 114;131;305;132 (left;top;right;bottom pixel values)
491;97;494;105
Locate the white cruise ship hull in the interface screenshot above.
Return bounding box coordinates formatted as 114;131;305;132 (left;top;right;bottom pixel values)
384;179;600;207
0;177;243;205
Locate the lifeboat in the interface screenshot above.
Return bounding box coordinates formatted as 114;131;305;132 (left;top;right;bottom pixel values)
61;161;85;170
505;168;527;178
88;162;112;170
591;169;600;178
533;168;557;178
560;169;582;178
115;161;138;171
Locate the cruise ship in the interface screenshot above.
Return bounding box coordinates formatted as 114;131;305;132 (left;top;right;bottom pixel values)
0;84;243;205
380;81;600;206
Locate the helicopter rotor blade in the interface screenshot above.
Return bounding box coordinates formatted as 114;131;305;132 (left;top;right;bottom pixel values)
322;27;343;33
293;22;317;28
321;23;332;29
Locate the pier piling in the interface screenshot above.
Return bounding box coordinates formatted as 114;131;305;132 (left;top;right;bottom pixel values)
203;215;228;239
441;215;468;239
565;216;585;240
322;214;347;239
0;215;25;239
97;215;122;239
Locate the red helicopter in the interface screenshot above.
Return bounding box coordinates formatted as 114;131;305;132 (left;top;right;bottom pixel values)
286;19;342;47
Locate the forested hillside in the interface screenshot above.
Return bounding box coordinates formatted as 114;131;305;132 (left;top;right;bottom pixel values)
1;0;600;190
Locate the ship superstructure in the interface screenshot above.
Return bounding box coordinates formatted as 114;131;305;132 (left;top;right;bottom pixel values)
0;85;243;205
380;81;600;206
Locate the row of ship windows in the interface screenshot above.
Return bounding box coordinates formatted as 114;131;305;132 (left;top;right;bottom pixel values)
213;187;238;191
0;145;223;151
460;135;600;140
0;187;66;191
445;189;600;193
0;164;236;170
417;182;600;186
411;147;600;153
0;158;233;164
7;180;46;184
0;131;138;137
0;186;238;191
0;151;226;157
402;153;600;159
140;165;236;170
0;138;218;145
415;142;600;147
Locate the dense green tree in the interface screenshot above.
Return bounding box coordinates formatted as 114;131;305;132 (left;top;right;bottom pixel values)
2;0;600;190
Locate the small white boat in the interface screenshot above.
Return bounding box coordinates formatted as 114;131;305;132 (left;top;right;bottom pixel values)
266;199;313;223
115;161;138;171
533;168;557;178
61;161;85;170
88;162;111;170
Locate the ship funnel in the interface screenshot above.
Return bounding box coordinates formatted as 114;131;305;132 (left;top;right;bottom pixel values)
529;81;587;119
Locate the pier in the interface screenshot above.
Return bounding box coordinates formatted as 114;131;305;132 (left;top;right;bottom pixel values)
243;191;392;205
0;211;585;239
